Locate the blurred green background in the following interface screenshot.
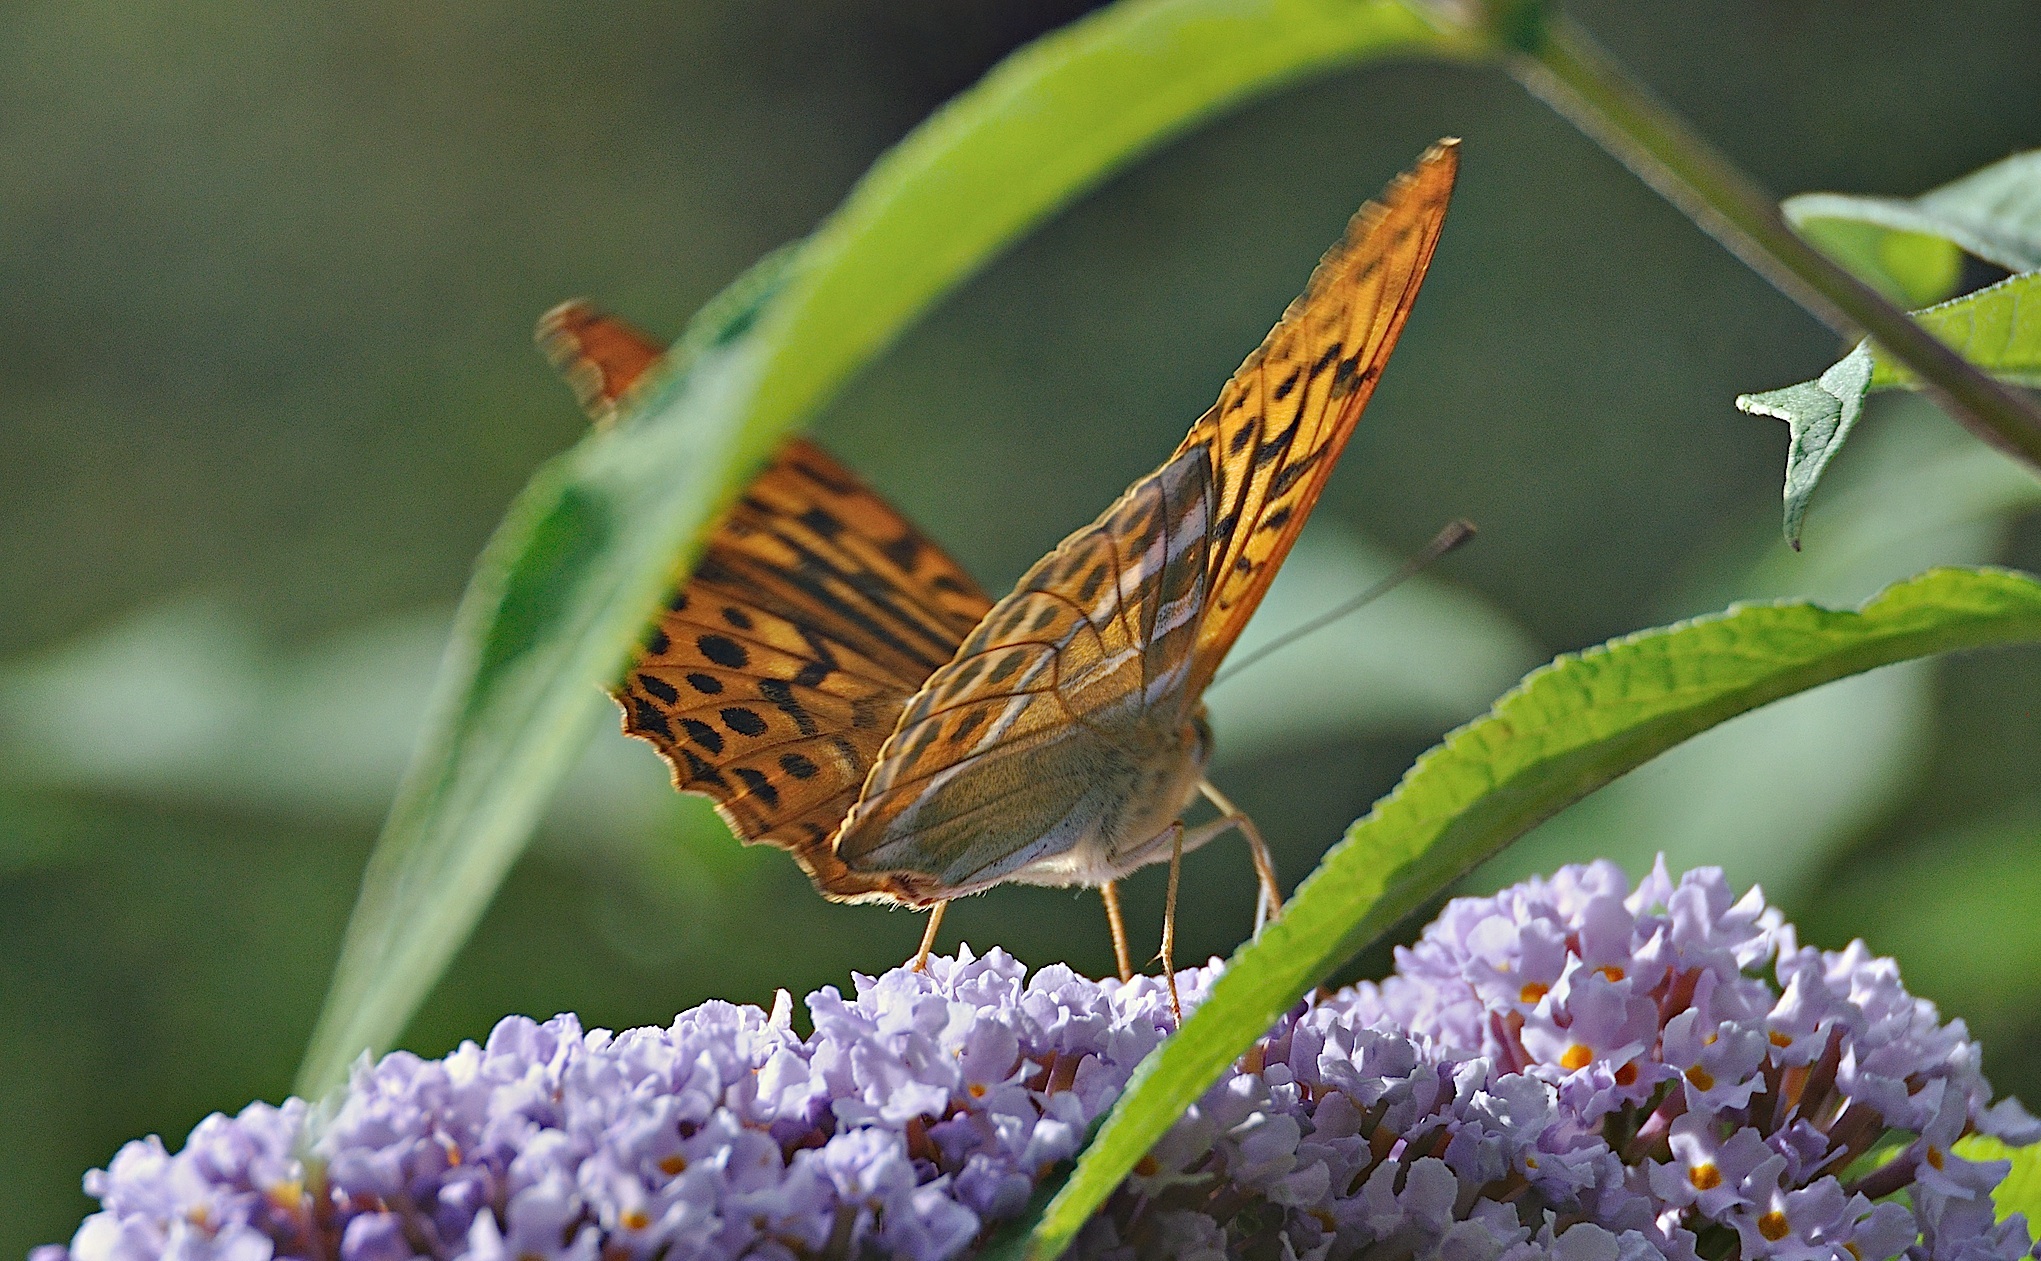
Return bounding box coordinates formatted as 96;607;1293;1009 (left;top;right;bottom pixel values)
5;0;2039;1247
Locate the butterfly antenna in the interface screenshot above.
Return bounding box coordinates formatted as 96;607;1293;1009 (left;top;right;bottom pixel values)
1213;518;1476;687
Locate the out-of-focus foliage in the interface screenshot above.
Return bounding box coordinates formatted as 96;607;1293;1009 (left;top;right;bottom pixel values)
4;1;2040;1252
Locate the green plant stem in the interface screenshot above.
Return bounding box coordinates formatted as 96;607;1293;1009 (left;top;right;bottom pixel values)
1503;14;2041;470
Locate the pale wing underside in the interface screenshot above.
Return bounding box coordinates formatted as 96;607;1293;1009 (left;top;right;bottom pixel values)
833;446;1214;894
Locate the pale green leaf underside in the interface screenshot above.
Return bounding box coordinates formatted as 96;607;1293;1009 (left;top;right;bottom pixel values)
1737;270;2041;547
1026;566;2041;1259
1786;150;2041;305
296;0;1468;1098
1958;1136;2041;1225
1737;343;1874;549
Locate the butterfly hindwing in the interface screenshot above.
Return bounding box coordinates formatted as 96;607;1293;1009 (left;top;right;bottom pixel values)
833;446;1215;893
1180;139;1458;692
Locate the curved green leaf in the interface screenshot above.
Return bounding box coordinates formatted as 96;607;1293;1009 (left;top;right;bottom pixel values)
296;0;1470;1098
1738;270;2041;548
1025;566;2041;1259
1786;150;2041;303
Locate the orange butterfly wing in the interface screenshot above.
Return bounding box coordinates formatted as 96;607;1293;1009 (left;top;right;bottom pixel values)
536;300;668;427
1179;138;1458;694
536;303;993;901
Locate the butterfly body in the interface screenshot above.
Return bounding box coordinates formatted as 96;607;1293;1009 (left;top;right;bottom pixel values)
540;139;1460;922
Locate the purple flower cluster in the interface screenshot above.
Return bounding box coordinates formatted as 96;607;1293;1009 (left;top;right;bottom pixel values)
1354;859;2040;1261
38;862;2039;1261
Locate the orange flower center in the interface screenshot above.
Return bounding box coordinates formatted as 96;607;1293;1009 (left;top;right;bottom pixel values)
1759;1211;1791;1242
1520;982;1550;1003
1596;965;1625;982
1685;1065;1716;1091
1559;1044;1594;1071
1688;1163;1722;1191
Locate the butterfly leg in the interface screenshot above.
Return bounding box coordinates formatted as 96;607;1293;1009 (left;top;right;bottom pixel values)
1100;881;1134;982
910;900;949;973
1156;822;1186;1023
1197;779;1283;936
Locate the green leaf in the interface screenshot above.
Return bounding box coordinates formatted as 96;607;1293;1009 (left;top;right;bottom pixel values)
1789;214;1960;308
1737;270;2041;548
1957;1135;2041;1224
1871;270;2041;390
1024;566;2041;1259
296;0;1468;1098
1786;150;2041;303
1738;343;1875;550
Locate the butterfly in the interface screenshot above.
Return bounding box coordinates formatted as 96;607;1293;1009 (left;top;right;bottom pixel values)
539;140;1458;1011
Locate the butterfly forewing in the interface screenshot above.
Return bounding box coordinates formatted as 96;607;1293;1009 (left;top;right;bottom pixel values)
535;301;995;899
1180;139;1458;692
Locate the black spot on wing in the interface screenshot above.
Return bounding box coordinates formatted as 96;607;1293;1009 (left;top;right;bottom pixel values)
681;718;724;755
1267;446;1327;500
1076;564;1109;605
779;752;819;780
1272;367;1301;401
1256;504;1294;535
681;749;727;789
792;660;832;688
630;697;673;739
1228;421;1257;454
950;707;986;745
797;506;844;539
697;634;748;669
686;672;724;695
721;606;754;631
880;533;922;572
732;766;780;811
638;675;679;704
757;678;818;736
1254;417;1301;467
645;628;670;655
721;707;769;737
